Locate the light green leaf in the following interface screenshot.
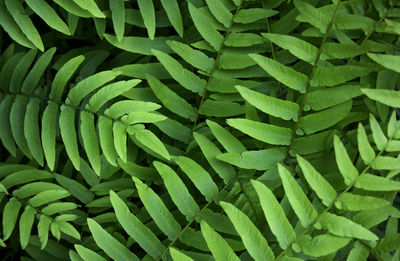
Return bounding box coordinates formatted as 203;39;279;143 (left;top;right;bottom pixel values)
28;189;70;207
19;206;36;249
80;111;101;175
305;85;362;111
59;105;80;170
320;213;378;240
154;161;200;221
128;127;170;161
166;40;213;72
262;33;320;64
252;180;296;249
224;32;266;47
334;135;359;185
38;215;51;249
170;248;194;261
54;174;94;204
146;74;197;121
50;55;85;101
98;117;117;166
25;0;70;35
152;49;206;95
347;241;369;261
71;0;105;18
372;156;400;170
300;234;351;257
59;222;81;240
367;53;400;73
200;220;240;261
294;0;330;30
297;155;336;206
194;132;235;183
133;178;181;240
207;120;246;153
355;174;400;191
205;0;233;27
370;114;387;150
361;89;400;108
110;0;125;41
87;218;140;261
278;164;318;228
236;85;299;121
110;191;165;259
75;244;107;261
336;193;390;211
227;118;292;145
199;99;244;117
2;198;22;240
220;202;275;261
217;148;287;171
160;0;183;37
175;156;219;201
298;101;352;135
137;0;155;39
188;3;224;50
357;124;375;164
250;53;308;93
112;121;127;164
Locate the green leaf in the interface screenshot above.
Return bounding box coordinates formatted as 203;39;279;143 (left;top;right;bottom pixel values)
50;55;85;101
71;0;105;18
1;169;52;189
334;135;359;185
110;0;125;41
367;53;400;73
250;53;308;93
311;66;372;87
217;148;287;171
357;123;375;164
38;215;51;249
297;155;336;206
25;0;70;35
146;74;197;121
87;218;140;261
194;132;235;183
369;114;387;150
262;33;320;64
305;85;362;111
278;164;318;228
294;0;330;30
252;180;296;249
361;89;400;108
175;156;219;201
104;34;175;55
320;213;378;240
24;98;44;166
137;0;155;39
110;191;165;259
300;234;351;257
166;40;213;72
59;221;81;240
200;220;240;261
41;102;58;171
2;198;22;240
234;8;278;24
80;111;101;175
220;202;275;261
19;206;36;249
98;116;117;166
28;189;70;207
75;244;107;261
205;0;233;27
347;241;369;261
67;70;119;107
236;85;299;121
152;49;206;95
113;121;127;163
372;156;400;170
59;105;80;170
170;248;194;261
5;0;44;51
54;174;94;204
128;127;170;161
336;193;390;211
133;177;181;240
355;174;400;191
227;118;292;145
188;3;224;51
153;161;200;220
207;120;246;153
160;0;183;37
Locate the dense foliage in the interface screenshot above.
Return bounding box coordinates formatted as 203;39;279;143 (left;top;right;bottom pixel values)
0;0;400;260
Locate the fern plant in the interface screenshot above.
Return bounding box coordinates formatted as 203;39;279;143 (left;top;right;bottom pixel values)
1;0;400;260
